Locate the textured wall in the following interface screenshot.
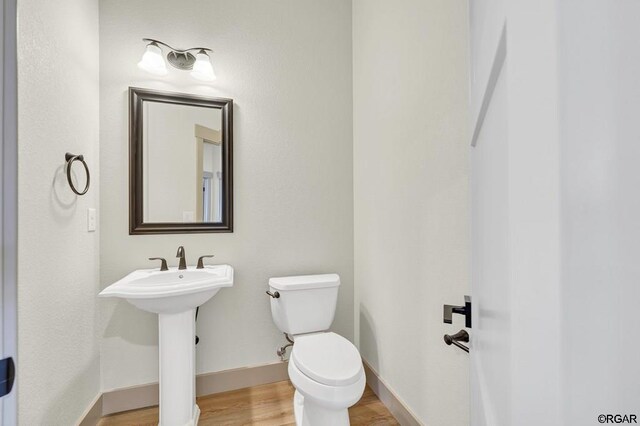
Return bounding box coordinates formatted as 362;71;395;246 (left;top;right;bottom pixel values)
99;0;353;391
17;0;101;423
353;1;470;424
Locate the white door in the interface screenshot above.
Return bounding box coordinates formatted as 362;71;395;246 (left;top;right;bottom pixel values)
470;1;640;425
470;1;565;424
0;0;5;419
469;26;510;426
0;0;18;423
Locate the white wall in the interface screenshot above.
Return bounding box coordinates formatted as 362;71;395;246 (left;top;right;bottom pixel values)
16;0;101;423
353;1;470;424
99;0;353;391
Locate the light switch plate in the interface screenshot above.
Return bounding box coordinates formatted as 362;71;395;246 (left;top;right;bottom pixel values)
87;208;96;232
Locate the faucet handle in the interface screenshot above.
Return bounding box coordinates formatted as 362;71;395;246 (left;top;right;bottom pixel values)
196;255;215;269
148;257;168;271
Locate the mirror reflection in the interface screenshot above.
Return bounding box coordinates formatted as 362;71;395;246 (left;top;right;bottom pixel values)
142;101;223;223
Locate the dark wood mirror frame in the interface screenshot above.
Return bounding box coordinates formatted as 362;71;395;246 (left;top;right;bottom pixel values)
129;87;233;234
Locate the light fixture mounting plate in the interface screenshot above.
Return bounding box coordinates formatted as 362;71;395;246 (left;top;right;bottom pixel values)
167;51;196;70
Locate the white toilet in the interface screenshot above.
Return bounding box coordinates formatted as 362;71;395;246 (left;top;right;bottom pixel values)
268;274;366;426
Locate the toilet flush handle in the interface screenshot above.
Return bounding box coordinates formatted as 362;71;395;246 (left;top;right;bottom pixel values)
266;290;280;299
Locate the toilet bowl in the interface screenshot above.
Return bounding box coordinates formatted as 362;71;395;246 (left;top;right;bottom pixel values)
268;274;365;426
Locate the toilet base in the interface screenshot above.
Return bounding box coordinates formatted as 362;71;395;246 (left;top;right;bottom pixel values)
293;390;350;426
294;390;304;425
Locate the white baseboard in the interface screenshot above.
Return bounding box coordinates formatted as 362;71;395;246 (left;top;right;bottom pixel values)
76;393;103;426
80;359;420;425
100;361;289;416
363;360;423;426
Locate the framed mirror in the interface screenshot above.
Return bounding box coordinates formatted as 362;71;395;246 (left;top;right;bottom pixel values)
129;87;233;234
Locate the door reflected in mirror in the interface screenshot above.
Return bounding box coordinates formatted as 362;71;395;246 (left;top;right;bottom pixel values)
200;140;223;223
130;88;233;234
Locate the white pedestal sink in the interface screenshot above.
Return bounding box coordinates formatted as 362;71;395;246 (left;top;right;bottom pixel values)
100;265;233;426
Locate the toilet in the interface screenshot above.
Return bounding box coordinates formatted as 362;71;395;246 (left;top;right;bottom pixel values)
268;274;365;426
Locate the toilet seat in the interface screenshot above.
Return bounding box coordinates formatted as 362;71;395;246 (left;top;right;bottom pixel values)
291;332;363;387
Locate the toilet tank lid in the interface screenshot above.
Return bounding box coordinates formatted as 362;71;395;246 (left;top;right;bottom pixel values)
269;274;340;291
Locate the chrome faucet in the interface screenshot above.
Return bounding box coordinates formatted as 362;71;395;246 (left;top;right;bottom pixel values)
176;246;187;270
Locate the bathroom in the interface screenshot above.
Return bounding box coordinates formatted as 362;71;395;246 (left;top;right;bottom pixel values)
1;0;639;425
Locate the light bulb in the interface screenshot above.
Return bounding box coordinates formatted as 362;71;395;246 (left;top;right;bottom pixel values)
190;50;216;82
137;43;168;76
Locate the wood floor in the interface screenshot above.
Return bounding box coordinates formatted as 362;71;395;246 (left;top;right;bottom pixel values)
98;380;399;426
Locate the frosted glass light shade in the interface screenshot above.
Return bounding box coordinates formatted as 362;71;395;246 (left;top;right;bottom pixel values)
190;51;216;81
138;43;168;76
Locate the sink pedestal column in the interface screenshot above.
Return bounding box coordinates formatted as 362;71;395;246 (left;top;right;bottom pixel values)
158;308;200;426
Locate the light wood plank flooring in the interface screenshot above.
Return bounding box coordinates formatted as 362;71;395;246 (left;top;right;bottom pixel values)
98;380;399;425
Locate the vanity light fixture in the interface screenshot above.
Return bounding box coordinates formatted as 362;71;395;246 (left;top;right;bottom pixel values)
138;38;216;81
191;50;217;82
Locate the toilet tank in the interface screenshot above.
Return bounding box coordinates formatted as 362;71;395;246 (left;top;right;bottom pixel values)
269;274;340;335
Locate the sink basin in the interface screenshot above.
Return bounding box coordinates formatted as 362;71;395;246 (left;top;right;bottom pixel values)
100;264;233;426
99;265;233;314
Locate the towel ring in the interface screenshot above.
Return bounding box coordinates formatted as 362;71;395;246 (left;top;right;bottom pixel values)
65;152;90;196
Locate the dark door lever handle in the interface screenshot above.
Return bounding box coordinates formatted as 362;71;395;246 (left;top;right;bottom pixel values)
444;330;470;353
443;295;472;328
